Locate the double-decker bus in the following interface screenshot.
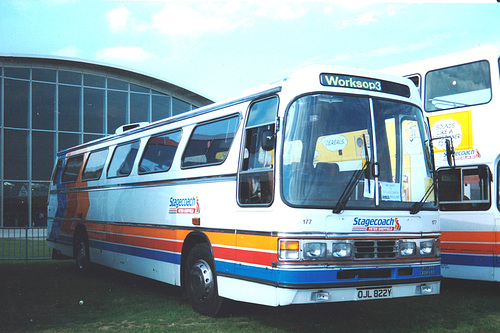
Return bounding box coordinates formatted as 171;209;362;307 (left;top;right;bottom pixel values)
47;65;440;316
383;45;500;282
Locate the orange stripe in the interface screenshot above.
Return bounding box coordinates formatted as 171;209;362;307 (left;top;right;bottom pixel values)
441;231;496;243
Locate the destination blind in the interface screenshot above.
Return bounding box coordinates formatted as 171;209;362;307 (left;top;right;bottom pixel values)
320;73;411;97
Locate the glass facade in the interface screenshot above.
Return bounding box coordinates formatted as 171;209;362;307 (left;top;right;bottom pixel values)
0;60;211;227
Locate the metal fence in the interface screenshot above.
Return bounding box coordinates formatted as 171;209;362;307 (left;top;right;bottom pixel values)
0;227;51;261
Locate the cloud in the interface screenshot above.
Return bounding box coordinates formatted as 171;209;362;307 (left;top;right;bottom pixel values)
106;4;131;32
95;46;157;63
53;45;81;58
151;2;247;36
337;5;398;29
254;3;309;20
108;2;311;37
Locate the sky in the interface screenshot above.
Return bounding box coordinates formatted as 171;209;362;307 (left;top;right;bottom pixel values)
1;0;499;102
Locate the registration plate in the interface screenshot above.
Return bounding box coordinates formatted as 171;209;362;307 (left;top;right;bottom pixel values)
356;287;393;299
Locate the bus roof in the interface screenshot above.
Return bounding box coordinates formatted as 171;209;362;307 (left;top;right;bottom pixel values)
381;44;499;77
57;65;418;157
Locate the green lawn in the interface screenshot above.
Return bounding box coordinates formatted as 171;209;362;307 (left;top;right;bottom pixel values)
2;260;500;332
0;239;51;260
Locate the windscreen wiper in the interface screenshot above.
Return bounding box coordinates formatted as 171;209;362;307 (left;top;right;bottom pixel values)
333;135;371;214
410;182;434;214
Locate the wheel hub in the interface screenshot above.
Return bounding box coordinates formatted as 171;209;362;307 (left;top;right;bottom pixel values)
190;259;214;299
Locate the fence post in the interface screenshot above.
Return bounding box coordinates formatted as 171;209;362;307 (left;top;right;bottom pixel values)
25;227;28;264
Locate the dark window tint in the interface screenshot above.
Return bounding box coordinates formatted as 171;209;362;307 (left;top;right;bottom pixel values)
182;115;240;168
58;85;81;132
52;159;64;185
82;149;108;181
4;129;28;180
173;97;191;116
107;141;140;178
32;68;56;82
58;132;81;152
152;94;171;121
61;155;84;183
139;130;181;174
4;79;29;128
84;74;105;88
4;67;30;79
131;93;149;123
32;131;55;180
59;71;81;85
33;82;56;130
84;88;104;133
107;90;127;134
108;78;128;91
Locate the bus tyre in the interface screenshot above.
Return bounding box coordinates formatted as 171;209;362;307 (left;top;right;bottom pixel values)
74;233;91;272
185;243;222;317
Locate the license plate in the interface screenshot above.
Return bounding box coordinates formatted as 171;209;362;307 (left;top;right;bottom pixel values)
356;287;393;299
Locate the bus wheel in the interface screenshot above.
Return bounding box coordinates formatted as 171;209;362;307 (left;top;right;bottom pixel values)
185;243;222;317
74;233;90;272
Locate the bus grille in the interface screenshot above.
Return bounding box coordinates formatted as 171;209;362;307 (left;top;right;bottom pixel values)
353;240;398;259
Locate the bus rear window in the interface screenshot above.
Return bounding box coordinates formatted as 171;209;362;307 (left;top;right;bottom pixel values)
182;115;240;168
139;130;182;174
107;141;140;178
82;149;108;181
425;60;491;111
61;155;84;183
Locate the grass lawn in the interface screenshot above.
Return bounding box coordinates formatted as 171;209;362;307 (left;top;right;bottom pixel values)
2;260;500;332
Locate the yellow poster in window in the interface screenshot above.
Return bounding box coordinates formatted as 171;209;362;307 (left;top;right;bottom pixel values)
427;110;473;153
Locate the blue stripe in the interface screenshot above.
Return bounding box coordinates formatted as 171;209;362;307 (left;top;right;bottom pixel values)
90;239;181;265
442;253;496;267
219;260;440;286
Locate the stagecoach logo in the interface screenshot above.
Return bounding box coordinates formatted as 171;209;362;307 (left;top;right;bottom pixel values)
169;196;200;214
352;217;401;232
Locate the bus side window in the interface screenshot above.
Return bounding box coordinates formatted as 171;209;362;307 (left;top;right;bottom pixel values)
107;141;140;178
82;149;108;181
238;97;278;206
51;159;64;185
61;155;84;183
139;130;182;173
181;115;240;168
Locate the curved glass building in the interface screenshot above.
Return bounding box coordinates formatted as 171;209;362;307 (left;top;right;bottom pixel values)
0;55;214;227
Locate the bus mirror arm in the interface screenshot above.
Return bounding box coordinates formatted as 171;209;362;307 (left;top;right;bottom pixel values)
445;138;456;167
431;136;455;167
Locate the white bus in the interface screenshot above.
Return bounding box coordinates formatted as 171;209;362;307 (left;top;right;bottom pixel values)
47;65;440;316
383;45;500;282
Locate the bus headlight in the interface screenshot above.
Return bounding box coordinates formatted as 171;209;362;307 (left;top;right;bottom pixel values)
419;240;435;256
303;242;327;260
332;242;352;258
400;241;416;256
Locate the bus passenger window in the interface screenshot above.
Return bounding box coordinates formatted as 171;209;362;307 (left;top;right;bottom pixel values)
239;97;278;205
82;149;108;181
139;130;182;173
107;141;140;178
61;155;84;183
182;115;240;168
51;159;64;185
425;60;491;112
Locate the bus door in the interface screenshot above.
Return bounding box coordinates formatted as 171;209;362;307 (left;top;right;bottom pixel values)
438;165;495;280
235;97;279;285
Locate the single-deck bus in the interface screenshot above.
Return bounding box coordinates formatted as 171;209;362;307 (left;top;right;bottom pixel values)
47;66;440;316
383;45;500;282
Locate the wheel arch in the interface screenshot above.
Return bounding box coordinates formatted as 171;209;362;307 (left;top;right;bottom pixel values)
72;223;89;259
181;231;212;288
